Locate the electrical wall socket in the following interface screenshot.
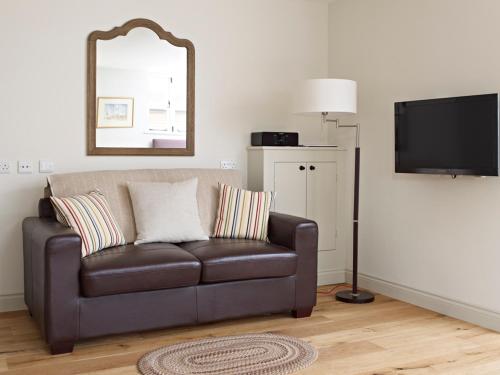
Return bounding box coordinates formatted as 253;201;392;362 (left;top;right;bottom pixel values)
220;160;237;169
18;160;33;174
0;160;10;174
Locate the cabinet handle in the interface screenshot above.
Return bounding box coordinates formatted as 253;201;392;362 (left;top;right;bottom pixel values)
299;165;305;171
309;165;316;171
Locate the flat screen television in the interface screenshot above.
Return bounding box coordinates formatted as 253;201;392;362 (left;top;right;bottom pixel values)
395;93;499;176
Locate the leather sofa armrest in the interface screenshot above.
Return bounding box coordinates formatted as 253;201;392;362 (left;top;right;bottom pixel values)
38;197;56;219
267;212;318;311
23;216;81;351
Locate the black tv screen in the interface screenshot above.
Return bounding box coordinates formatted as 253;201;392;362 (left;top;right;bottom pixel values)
395;94;499;176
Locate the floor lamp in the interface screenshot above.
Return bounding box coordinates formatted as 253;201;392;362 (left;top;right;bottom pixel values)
294;79;374;304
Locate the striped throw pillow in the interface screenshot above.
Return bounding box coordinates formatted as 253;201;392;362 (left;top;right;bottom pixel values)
213;184;275;240
50;191;126;257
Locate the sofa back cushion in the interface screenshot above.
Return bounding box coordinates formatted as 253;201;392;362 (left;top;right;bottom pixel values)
48;169;242;244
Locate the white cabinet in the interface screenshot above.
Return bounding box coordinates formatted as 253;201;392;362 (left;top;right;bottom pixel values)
247;146;347;286
306;162;337;252
274;162;307;217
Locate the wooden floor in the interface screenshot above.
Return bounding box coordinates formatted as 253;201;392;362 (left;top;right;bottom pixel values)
2;286;500;374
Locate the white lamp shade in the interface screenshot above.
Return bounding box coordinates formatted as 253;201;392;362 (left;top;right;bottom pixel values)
293;79;357;115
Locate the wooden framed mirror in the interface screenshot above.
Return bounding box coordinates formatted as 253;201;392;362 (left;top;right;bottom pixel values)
87;19;195;156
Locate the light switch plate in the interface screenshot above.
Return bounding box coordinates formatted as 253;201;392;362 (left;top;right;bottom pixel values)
18;160;33;174
0;160;10;174
220;160;237;169
39;160;55;173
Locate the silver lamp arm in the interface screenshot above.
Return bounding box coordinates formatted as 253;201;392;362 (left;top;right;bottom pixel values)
321;112;360;148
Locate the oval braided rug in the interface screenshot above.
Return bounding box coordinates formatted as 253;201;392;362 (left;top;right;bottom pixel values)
137;333;318;375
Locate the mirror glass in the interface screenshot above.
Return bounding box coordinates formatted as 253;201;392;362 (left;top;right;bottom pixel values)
95;27;188;150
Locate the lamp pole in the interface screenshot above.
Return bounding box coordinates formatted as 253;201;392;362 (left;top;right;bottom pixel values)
322;113;374;304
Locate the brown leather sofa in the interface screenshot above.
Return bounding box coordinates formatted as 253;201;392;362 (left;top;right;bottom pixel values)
22;169;318;354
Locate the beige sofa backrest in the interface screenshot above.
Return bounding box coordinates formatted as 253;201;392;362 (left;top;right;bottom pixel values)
47;168;242;243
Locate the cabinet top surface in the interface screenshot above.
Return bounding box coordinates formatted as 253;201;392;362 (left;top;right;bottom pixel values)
247;146;347;151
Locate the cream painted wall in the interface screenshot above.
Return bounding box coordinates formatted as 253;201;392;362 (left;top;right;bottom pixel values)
329;0;500;313
0;0;328;304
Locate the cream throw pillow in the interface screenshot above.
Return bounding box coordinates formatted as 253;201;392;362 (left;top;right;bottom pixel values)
128;179;209;244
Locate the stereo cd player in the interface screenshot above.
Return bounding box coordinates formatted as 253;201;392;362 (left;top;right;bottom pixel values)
251;132;299;146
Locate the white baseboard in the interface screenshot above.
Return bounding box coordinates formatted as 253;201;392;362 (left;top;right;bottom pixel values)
0;293;26;313
346;271;500;332
318;269;346;286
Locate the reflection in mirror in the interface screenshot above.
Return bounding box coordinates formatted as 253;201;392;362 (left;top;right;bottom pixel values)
96;28;187;149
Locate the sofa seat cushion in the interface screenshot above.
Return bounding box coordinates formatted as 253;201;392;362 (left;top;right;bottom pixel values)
178;239;297;283
80;243;201;297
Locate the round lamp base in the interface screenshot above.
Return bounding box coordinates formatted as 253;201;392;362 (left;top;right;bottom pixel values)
335;290;375;304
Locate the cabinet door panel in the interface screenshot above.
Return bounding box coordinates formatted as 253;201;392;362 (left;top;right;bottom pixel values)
307;162;337;251
318;250;337;272
274;162;307;218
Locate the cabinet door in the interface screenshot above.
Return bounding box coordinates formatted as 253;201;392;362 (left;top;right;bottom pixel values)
306;162;337;251
274;162;307;218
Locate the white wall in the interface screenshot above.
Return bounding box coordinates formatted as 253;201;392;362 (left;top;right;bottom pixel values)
0;0;328;309
329;0;500;314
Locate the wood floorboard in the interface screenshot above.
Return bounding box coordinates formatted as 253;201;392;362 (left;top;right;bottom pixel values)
1;286;500;374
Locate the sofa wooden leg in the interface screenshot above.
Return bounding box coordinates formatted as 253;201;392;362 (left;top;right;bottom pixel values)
292;307;313;318
49;342;74;355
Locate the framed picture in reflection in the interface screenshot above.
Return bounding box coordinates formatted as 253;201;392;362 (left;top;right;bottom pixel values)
97;97;134;128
